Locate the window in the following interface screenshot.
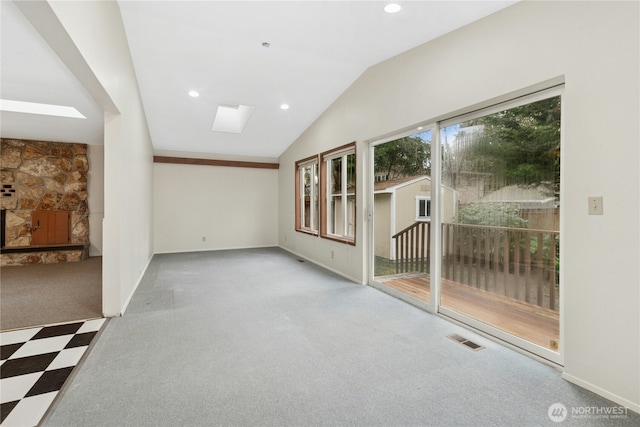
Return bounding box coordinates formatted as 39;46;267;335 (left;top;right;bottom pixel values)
321;142;356;244
295;156;319;234
416;196;431;221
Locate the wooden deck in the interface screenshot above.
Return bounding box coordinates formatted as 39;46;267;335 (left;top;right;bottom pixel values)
376;274;559;351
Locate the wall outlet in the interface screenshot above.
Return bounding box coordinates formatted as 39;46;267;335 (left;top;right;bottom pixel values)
331;250;334;259
202;236;206;242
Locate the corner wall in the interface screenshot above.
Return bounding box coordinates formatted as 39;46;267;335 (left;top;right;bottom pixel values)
87;144;103;256
18;1;155;316
278;1;639;410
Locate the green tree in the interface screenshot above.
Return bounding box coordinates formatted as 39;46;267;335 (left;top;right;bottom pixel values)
470;96;561;191
374;135;431;180
457;202;528;228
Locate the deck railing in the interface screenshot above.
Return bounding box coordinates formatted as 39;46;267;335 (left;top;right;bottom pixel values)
393;221;431;274
392;222;559;311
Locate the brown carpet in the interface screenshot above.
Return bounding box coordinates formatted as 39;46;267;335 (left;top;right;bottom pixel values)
0;256;102;331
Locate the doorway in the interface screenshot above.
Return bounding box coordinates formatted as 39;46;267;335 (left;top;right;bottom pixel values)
371;128;434;307
369;88;562;364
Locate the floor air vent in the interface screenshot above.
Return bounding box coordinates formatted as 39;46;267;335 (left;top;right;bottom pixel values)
447;333;484;351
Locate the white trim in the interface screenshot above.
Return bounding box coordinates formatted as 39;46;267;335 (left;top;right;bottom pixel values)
368;125;433;147
279;246;363;285
119;254;154;316
298;160;319;233
430;123;441;314
297;157;317;168
558;90;566;366
558;90;567;364
415;195;431;221
366;79;564;148
439;311;563;370
367;142;375;287
440;85;564;128
390;191;396;260
153;245;279;255
561;373;640;414
323;146;354;161
370;280;432;313
439;307;562;365
341;157;348;236
326;151;355;240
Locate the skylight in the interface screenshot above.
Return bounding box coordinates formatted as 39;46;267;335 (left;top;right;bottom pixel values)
0;99;86;119
212;104;254;133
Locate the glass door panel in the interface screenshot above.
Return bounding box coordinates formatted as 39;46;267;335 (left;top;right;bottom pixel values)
373;130;433;304
440;95;561;354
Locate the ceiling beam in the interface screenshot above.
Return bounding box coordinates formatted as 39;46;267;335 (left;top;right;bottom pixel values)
153;156;279;170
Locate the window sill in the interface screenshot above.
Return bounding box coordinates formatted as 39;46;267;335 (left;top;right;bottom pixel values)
320;234;356;246
295;229;319;237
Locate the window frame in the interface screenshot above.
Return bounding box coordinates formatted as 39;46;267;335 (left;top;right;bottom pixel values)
415;196;432;221
294;155;320;236
320;142;356;245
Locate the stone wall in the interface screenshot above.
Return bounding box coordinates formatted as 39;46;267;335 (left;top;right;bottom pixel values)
1;138;90;265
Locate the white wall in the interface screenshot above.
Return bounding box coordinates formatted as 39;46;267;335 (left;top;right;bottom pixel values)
87;144;103;256
279;1;639;411
154;162;278;253
20;1;155;316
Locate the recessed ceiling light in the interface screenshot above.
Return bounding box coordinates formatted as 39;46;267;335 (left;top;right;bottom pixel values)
0;99;86;119
280;104;290;110
384;3;402;14
188;90;199;98
212;104;254;133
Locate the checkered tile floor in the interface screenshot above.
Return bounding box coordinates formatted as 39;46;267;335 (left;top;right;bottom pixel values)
0;318;106;427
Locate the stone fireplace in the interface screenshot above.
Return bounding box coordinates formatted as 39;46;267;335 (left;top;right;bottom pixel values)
1;138;90;266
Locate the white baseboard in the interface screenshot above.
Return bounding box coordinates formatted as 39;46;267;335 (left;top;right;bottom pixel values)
278;246;363;285
119;255;154;316
154;245;278;255
561;372;640;414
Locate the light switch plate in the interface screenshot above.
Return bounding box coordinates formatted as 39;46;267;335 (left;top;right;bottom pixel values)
588;196;603;215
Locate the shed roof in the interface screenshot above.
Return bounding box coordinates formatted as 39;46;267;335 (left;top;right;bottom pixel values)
374;175;428;192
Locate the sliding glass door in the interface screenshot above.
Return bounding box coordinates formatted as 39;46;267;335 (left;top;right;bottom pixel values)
439;90;561;360
369;88;562;362
371;128;433;306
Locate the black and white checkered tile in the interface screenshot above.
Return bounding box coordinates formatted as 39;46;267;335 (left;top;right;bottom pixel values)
0;318;105;427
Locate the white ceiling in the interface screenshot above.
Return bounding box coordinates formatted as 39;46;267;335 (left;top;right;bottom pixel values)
1;1;517;158
0;1;104;146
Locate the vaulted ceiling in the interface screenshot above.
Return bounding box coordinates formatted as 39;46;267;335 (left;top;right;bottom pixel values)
1;1;516;159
